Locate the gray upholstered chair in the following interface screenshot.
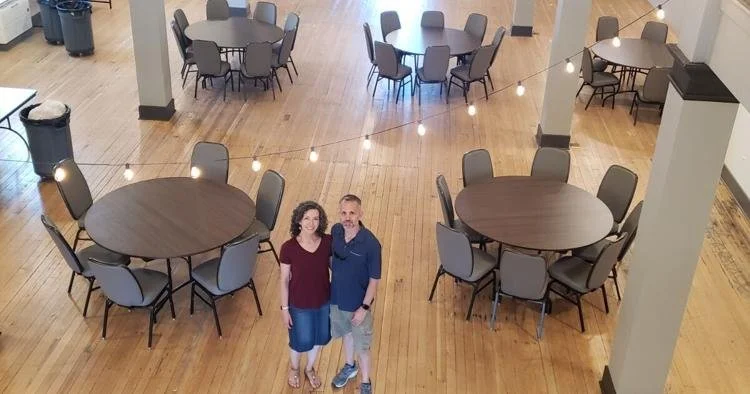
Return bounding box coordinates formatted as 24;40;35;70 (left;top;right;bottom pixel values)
190;141;229;183
272;29;296;91
530;147;571;183
593;16;619;72
239;170;285;264
380;10;401;41
273;12;300;76
630;67;670;125
42;215;129;317
420;11;444;28
171;21;197;89
363;22;378;86
415;45;450;104
572;200;643;300
597;164;638;234
372;41;413;103
464;13;488;42
436;174;489;250
191;233;262;337
461;148;493;187
192;40;233;100
173;9;191;45
429;222;496;321
240;42;276;100
641;21;668;43
490;250;549;338
206;0;230;20
253;1;277;25
448;44;494;103
547;233;627;332
53;159;93;251
576;47;620;110
89;258;174;348
482;26;506;89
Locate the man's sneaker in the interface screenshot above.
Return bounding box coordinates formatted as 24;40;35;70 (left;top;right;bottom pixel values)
331;363;358;388
360;381;372;394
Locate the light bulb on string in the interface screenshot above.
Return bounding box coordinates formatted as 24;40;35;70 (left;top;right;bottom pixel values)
309;147;319;162
467;104;477;116
515;81;526;96
565;58;575;73
656;5;665;20
612;36;621;47
123;163;134;181
363;135;372;150
190;166;201;178
54;167;66;182
251;157;261;172
417;122;426;136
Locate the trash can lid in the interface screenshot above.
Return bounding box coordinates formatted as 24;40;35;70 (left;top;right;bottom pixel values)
56;1;92;12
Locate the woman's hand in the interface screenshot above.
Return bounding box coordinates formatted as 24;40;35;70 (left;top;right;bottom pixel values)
282;310;293;329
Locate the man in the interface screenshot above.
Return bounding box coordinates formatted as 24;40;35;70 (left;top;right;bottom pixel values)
329;194;382;394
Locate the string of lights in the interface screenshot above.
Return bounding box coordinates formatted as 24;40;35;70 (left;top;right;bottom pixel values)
2;0;672;183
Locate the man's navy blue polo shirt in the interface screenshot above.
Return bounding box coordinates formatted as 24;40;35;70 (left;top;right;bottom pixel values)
330;222;382;312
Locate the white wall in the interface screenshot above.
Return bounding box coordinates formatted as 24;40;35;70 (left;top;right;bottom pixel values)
725;105;750;192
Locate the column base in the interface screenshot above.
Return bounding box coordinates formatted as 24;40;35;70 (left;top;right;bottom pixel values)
138;99;175;121
600;366;617;394
510;25;533;37
229;7;248;17
535;124;570;148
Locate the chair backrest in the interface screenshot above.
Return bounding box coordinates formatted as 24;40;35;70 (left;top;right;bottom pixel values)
597;164;638;223
530;147;571;182
435;174;456;228
254;1;277;25
581;47;595;84
206;0;230;20
41;215;83;274
363;22;376;64
54;159;93;221
380;10;401;41
174;9;191;45
190;141;229;183
170;21;189;61
88;259;145;306
642;67;671;103
374;41;398;78
596;16;619;41
243;41;273;77
641;21;668;43
488;26;506;66
256;170;285;230
618;200;643;261
587;233;628;289
464;13;488;41
462;148;494;187
218;233;260;291
276;29;295;65
435;222;473;279
468;45;494;80
283;12;300;50
193;40;223;76
421;45;450;81
421;11;444;28
499;250;548;300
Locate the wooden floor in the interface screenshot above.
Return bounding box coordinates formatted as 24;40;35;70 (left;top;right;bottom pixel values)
1;0;749;392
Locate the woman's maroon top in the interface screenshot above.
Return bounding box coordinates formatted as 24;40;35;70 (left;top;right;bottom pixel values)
279;234;332;309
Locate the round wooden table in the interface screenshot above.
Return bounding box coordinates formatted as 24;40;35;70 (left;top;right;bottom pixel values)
385;27;482;56
592;38;673;70
86;177;255;260
455;176;613;251
184;17;284;49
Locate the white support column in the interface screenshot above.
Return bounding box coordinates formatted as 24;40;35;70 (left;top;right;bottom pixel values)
535;0;592;148
511;0;535;37
129;0;174;120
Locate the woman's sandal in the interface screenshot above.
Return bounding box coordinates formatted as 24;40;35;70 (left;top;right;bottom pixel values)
288;367;300;388
304;367;322;389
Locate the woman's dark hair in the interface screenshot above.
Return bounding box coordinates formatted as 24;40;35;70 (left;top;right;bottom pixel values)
289;201;328;237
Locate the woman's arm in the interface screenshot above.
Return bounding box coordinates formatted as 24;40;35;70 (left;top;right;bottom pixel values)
279;262;293;329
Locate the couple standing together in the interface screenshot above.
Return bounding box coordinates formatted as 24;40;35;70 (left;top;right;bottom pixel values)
279;194;381;394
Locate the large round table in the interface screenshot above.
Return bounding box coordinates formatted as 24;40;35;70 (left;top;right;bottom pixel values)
184;17;284;49
455;176;613;251
386;27;482;56
592;38;673;70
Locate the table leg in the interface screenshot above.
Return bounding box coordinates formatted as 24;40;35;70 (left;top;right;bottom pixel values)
0;118;32;158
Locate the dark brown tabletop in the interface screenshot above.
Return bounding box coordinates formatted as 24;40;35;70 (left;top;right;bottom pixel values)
455;176;613;251
385;27;482;56
184;17;284;49
592;38;673;70
86;177;255;259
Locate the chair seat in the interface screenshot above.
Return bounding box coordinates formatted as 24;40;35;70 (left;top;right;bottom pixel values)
382;64;412;80
572;239;611;263
449;65;471;81
548;256;591;294
192;257;234;296
240;219;270;242
205;62;231;77
463;248;496;282
241;66;271;79
416;67;446;83
76;245;129;277
591;71;620;87
592;58;608;72
131;268;170;306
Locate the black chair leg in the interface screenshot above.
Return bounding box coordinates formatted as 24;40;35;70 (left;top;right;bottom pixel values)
275;70;283;92
462;82;468;104
190;282;195;315
68;272;76;293
289;55;298;76
487;72;494;90
585;88;597;110
249;279;263;315
372;77;380;97
633;101;640;126
285;65;293;84
576;83;585;98
267;240;280;265
601;285;610;313
270;76;276;100
148;308;155;348
210;296;222;337
612;267;622;300
576;294;586;332
466;284;479;321
482;79;488;100
83;278;95;317
194;74;200;99
396;80;402;104
447;76;453;98
102;299;111;338
168;287;176;319
428;267;444;301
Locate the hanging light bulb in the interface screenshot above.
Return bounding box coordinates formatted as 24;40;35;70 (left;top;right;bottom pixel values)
54;167;66;182
612;36;621;47
467;104;477;116
309;147;319;162
363;135;372;150
123;163;134;181
656;5;665;20
251;157;261;172
515;81;526;96
190;166;201;178
565;58;575;73
417;122;426;136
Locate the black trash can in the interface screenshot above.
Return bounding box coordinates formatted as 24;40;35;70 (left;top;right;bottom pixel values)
57;1;94;56
39;0;64;45
19;103;74;179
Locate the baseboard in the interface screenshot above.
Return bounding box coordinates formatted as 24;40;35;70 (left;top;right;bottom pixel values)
510;25;533;37
535;124;571;148
721;165;750;218
138;99;175;121
599;366;617;394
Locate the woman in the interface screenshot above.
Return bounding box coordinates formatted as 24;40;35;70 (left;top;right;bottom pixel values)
279;201;332;389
